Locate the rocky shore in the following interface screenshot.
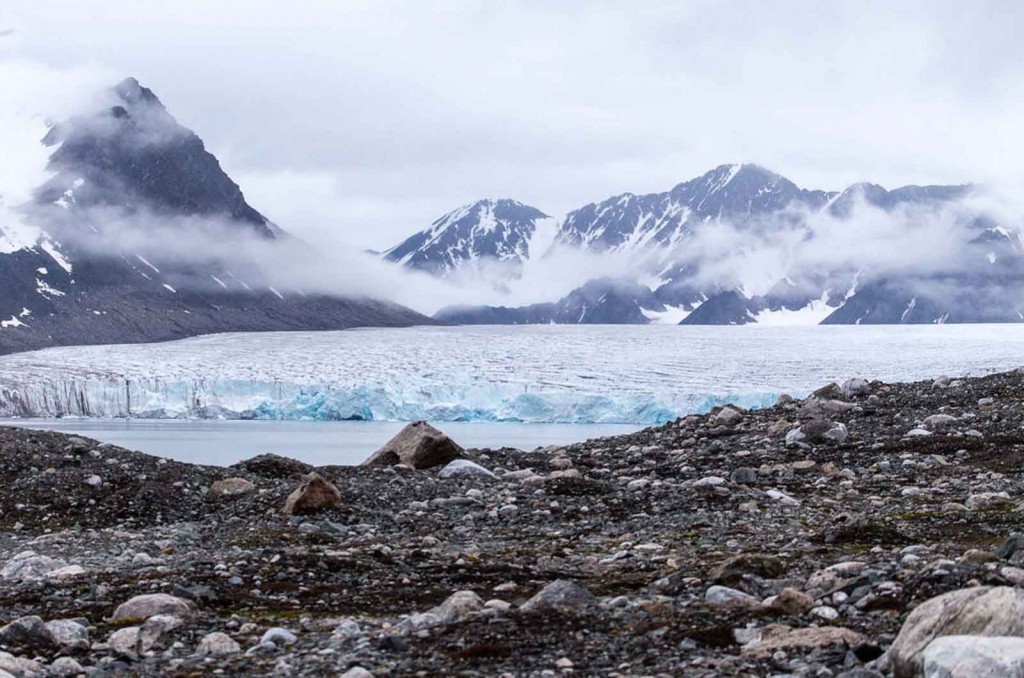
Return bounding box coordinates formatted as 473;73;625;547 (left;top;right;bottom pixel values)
2;369;1024;676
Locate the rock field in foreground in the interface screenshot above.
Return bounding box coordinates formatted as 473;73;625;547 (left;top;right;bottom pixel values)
2;369;1024;676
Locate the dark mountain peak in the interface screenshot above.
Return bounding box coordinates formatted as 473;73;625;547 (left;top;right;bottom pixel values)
113;77;163;108
34;77;273;238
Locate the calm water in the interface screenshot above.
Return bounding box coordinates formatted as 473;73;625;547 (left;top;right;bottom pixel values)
0;419;642;466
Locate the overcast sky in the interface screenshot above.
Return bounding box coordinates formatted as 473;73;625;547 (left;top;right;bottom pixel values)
1;1;1021;250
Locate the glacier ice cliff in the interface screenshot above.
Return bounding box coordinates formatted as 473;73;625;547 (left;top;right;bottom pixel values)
0;377;780;424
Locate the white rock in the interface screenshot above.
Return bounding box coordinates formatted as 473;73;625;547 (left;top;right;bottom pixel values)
195;631;241;657
705;585;759;607
107;626;141;658
259;627;297;647
48;657;85;677
0;551;69;582
766;489;801;506
0;650;40;677
438;459;495;479
811;605;839;621
340;668;374;678
923;635;1024;678
45;619;89;651
112;594;194;621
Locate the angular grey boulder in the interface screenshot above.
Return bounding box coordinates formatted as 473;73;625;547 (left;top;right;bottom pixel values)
888;587;1024;678
362;422;463;469
520;579;594;615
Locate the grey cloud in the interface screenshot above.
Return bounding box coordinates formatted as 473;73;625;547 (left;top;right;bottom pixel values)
1;0;1023;253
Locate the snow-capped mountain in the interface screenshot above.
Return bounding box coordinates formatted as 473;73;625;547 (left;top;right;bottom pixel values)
382;199;552;275
411;164;1023;326
0;78;431;355
557;164;832;252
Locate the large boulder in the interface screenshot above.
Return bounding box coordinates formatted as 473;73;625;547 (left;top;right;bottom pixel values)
112;594;195;622
362;422;463;469
0;616;56;651
520;580;594;615
922;635;1024;677
888;587;1024;678
283;473;342;515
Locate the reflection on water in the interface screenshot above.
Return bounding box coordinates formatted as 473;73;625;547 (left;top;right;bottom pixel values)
0;419;643;467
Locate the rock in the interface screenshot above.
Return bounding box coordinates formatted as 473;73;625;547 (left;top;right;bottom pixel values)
813;383;843;399
260;627;297;647
889;587;1024;678
437;459;495;479
0;551;70;582
340;669;374;678
766;489;800;506
362;421;463;469
806;561;867;593
997;534;1024;561
765;587;814;615
520;580;594;615
705;585;759;608
132;552;155;567
208;477;256;500
107;626;141;658
788;419;848;446
137;614;184;655
232;453;313;478
44;619;90;651
49;657;86;676
923;414;958;430
196;631;241;657
922;635;1024;678
332;619;363;640
283;472;342;515
112;593;195;621
841;378;870;398
0;616;56;651
933;375;951;389
0;651;39;677
710;553;785;584
730;467;758;484
785;428;807;446
83;474;102;488
692;475;726;489
427;590;484;623
742;624;865;656
812;605;840;621
715;406;744;426
967;492;1015;511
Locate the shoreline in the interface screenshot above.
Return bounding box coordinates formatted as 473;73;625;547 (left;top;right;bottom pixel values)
1;368;1023;675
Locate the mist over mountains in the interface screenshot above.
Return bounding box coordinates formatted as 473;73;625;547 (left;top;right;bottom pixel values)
0;75;1020;359
0;78;432;354
388;165;1023;325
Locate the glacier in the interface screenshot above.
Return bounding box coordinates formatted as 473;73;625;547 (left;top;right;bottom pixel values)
0;324;1021;423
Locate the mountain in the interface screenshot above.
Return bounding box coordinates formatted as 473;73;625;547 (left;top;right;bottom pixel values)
400;163;1021;326
436;278;663;325
0;78;432;355
557;164;833;252
382;199;551;276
